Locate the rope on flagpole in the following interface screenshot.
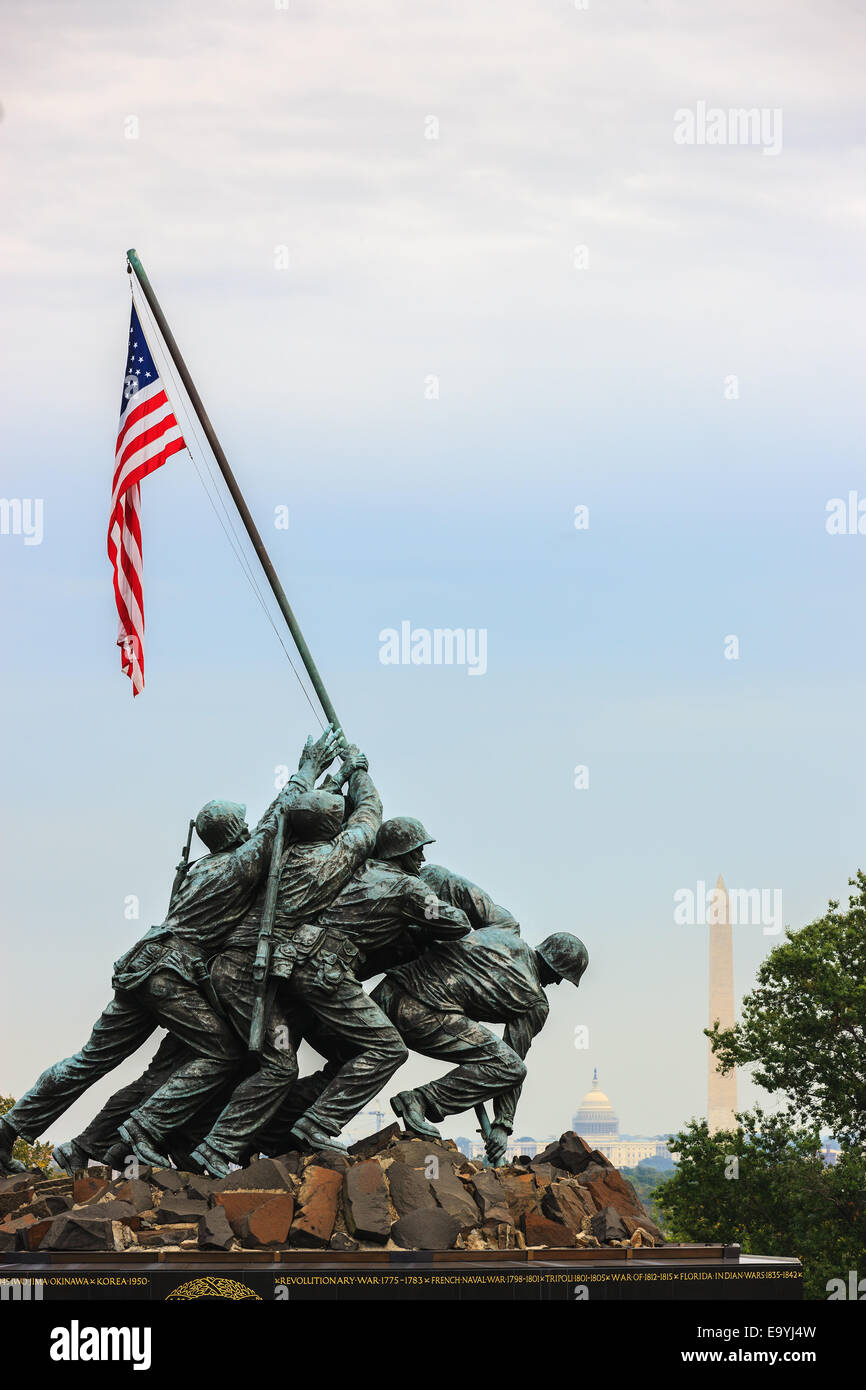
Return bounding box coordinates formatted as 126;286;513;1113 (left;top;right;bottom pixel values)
129;277;326;729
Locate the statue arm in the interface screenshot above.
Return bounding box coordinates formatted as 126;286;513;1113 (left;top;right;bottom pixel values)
230;770;314;885
454;872;519;932
476;901;519;933
402;878;471;937
335;768;383;870
421;865;519;933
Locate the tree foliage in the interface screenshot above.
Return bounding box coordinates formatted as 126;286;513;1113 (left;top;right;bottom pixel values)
656;874;866;1299
0;1095;54;1172
707;873;866;1145
619;1164;670;1230
654;1111;866;1301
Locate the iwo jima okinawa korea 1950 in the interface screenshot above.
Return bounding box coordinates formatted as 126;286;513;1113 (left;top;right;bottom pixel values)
0;251;590;1190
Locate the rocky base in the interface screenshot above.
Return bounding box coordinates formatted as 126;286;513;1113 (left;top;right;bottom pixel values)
0;1128;664;1255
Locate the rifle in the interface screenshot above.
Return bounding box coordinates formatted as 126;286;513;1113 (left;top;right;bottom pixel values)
249;810;287;1055
167;819;195;914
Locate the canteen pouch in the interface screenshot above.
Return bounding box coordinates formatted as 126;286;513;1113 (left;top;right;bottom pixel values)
310;930;361;992
270;922;327;981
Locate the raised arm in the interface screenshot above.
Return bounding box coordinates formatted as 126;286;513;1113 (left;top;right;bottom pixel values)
232;725;340;884
333;747;383;873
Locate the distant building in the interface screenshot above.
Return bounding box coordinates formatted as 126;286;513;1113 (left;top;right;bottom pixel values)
503;1136;551;1160
457;1068;673;1167
637;1149;676;1172
458;1134;555;1162
572;1067;619;1139
571;1069;670;1168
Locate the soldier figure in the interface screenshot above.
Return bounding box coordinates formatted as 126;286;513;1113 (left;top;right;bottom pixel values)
189;744;395;1173
311;816;472;975
0;728;338;1175
372;926;589;1165
249;817;475;1156
71;815;475;1169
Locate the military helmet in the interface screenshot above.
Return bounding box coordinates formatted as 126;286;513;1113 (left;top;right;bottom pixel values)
290;790;345;842
376;816;435;860
195;800;248;853
536;933;589;988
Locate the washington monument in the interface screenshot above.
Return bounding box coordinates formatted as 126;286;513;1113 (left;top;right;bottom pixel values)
708;874;738;1133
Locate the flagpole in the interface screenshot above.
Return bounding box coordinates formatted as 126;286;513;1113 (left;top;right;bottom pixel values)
125;248;343;734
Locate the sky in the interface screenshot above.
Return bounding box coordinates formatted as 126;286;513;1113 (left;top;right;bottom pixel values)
1;0;865;1149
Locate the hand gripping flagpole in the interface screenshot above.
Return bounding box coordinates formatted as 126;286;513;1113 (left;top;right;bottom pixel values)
125;248;343;735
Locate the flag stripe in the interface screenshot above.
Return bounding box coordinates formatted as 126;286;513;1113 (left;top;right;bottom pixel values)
108;302;186;695
115;384;170;457
112;429;184;512
115;404;178;476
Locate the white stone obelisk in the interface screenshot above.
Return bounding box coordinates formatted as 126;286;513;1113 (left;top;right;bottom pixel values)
708;873;738;1133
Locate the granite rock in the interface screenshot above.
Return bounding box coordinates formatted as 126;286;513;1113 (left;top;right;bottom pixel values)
391;1208;462;1251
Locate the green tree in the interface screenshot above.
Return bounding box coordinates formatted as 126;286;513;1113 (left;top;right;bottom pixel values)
654;1112;866;1301
619;1165;670;1230
0;1095;53;1172
657;874;866;1299
708;873;866;1145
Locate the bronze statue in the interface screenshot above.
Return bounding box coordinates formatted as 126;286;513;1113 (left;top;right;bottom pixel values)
1;253;593;1185
373;925;589;1165
2;773;591;1179
0;727;339;1175
253;870;588;1168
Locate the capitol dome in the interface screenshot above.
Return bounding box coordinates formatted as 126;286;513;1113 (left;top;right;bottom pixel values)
572;1068;619;1139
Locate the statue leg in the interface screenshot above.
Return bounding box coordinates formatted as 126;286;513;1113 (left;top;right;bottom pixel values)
285;966;409;1145
371;980;526;1123
187;950;300;1174
254;1064;334;1155
63;1034;193;1171
119;971;244;1165
255;1010;351;1154
0;991;157;1166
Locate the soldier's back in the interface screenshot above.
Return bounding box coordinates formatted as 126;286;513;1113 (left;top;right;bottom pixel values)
388;926;541;1021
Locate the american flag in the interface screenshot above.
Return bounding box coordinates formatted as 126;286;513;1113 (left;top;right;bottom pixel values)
108;301;186;694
